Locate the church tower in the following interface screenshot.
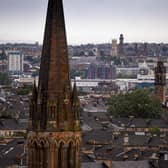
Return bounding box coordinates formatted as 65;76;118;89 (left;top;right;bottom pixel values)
118;34;125;57
155;60;166;104
27;0;81;167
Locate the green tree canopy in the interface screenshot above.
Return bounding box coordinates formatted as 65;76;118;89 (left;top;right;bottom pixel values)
108;89;162;118
16;85;33;95
0;50;7;60
0;72;12;85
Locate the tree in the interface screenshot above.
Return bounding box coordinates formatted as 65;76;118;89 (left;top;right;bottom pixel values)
117;73;137;79
32;70;39;77
108;89;162;118
16;85;33;95
70;70;86;79
0;50;7;60
0;72;12;85
148;127;160;135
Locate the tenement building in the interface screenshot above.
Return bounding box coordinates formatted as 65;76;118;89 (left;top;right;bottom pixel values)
27;0;81;167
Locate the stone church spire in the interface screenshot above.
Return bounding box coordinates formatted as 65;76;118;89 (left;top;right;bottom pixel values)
39;0;70;99
27;0;81;167
30;0;77;131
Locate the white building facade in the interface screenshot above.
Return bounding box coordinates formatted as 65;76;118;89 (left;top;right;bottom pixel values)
7;50;24;74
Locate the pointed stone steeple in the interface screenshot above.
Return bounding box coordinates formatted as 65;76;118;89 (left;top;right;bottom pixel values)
28;1;81;167
39;0;70;99
71;82;81;130
30;0;75;130
72;82;80;122
72;82;79;103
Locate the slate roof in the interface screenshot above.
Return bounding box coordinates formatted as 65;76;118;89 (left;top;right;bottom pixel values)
82;162;107;168
112;160;150;168
81;112;168;132
0;139;25;167
111;118;168;128
0;119;27;130
82;160;150;168
158;160;168;168
82;130;164;148
94;146;155;161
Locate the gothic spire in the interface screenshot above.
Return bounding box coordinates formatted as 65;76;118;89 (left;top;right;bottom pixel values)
72;82;80;129
39;0;70;99
31;0;75;130
28;1;81;167
72;82;80;107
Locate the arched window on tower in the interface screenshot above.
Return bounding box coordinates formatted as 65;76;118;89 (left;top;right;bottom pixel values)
39;139;49;168
58;142;65;168
31;141;39;167
67;141;75;168
75;141;80;168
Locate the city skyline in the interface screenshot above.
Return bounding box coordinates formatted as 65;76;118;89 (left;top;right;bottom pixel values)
0;0;168;44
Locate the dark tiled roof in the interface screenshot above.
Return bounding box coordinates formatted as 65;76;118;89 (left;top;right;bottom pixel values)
0;139;25;167
82;162;106;168
111;118;168;128
83;130;163;148
112;160;149;168
0;119;27;130
81;160;150;168
158;160;168;168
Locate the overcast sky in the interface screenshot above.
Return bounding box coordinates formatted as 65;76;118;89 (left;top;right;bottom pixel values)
0;0;168;44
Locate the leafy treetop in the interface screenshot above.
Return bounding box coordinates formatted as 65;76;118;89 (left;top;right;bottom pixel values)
108;89;162;119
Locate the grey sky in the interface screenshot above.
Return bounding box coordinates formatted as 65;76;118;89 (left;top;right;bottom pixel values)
0;0;168;44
